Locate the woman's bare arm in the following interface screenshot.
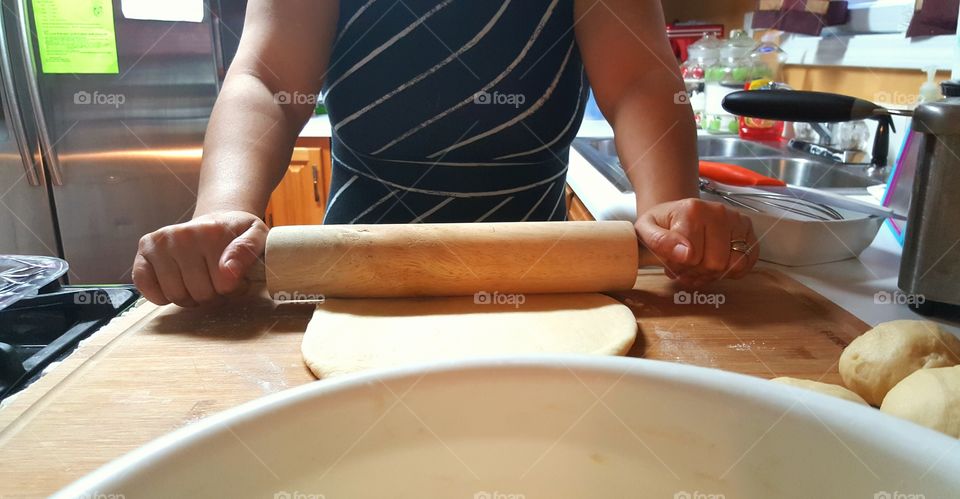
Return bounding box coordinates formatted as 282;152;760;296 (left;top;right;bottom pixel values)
196;0;339;216
134;0;339;306
575;0;759;285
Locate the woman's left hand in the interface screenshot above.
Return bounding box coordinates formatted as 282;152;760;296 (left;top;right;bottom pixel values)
634;198;759;287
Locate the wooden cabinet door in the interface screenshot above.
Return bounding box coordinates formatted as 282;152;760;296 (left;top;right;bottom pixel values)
565;185;595;221
265;144;332;227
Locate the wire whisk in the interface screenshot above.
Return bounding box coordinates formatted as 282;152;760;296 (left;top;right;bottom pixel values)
699;178;844;222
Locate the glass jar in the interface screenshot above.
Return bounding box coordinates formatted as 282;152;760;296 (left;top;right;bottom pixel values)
681;33;721;128
704;30;758;135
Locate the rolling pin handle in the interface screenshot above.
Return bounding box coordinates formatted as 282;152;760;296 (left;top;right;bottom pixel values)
248;260;267;283
637;243;664;268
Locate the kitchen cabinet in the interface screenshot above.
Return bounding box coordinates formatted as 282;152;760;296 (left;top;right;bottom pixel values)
264;138;332;226
565;185;596;221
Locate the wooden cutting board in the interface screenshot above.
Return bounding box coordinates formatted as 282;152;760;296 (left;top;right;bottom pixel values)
0;269;868;496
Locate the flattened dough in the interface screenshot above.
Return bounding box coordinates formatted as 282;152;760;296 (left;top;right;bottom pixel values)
302;293;638;379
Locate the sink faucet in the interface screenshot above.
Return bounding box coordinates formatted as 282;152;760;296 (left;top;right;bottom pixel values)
788;116;893;176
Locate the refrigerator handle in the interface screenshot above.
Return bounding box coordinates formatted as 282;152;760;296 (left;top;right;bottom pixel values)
0;3;40;186
15;0;63;186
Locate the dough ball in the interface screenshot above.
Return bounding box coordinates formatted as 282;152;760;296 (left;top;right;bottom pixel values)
880;366;960;438
839;320;960;406
771;377;868;405
302;293;638;379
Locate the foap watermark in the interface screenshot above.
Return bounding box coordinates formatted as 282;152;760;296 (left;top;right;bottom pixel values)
74;292;114;306
874;91;919;107
674;290;726;309
76;493;125;499
473;91;526;108
273;491;325;499
674;491;725;499
474;291;526;308
273;291;326;303
874;491;925;499
674;90;691;105
74;90;126;108
274;91;320;106
873;290;925;306
474;491;525;499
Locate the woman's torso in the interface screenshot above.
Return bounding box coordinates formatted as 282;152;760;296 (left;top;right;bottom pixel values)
322;0;588;224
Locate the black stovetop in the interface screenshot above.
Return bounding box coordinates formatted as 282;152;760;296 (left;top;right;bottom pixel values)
0;284;140;401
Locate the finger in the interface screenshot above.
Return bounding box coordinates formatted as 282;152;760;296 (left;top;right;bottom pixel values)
144;252;197;308
174;252;220;304
668;201;706;267
218;220;268;290
746;220;761;269
700;205;733;276
132;254;170;305
636;213;694;267
724;214;754;279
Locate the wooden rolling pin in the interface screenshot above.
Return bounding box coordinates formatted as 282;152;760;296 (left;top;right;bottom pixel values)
252;221;661;298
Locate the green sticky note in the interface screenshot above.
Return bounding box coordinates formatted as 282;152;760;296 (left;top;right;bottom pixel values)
32;0;119;74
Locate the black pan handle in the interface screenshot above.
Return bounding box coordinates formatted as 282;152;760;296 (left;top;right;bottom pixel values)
722;90;882;123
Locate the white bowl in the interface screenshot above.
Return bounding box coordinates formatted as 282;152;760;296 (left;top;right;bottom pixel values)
56;356;959;498
701;191;884;266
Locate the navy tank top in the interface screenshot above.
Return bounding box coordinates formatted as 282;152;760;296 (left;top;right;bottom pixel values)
323;0;588;223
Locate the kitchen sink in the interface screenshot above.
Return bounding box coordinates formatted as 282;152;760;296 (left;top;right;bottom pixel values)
697;136;784;158
718;158;880;190
571;136;884;194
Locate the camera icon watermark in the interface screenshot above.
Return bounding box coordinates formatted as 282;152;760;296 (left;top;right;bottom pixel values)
474;491;525;499
74;90;126;108
272;291;326;303
874;491;925;499
674;91;691;105
473;91;526;109
873;291;925;306
473;291;526;309
673;290;726;309
274;91;320;106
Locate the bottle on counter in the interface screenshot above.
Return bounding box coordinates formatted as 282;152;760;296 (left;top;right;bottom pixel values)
681;32;721;129
737;80;786;141
704;30;759;135
738;34;788;141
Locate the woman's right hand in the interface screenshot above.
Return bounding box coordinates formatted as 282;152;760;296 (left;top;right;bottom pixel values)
132;211;269;307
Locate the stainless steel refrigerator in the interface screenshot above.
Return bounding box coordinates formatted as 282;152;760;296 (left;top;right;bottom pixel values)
0;0;245;283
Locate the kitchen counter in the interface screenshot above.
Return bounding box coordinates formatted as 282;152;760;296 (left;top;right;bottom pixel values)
300;114;332;138
0;269;871;496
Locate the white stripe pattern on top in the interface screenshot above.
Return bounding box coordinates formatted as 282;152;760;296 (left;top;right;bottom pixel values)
521;182;556;221
349;188;398;223
331;149;568;198
325;174;359;212
496;70;586;160
547;184;565;220
427;40;576;159
335;0;513;131
370;0;560;155
326;0;455;96
475;196;514;222
411;197;455;223
335;0;378;43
